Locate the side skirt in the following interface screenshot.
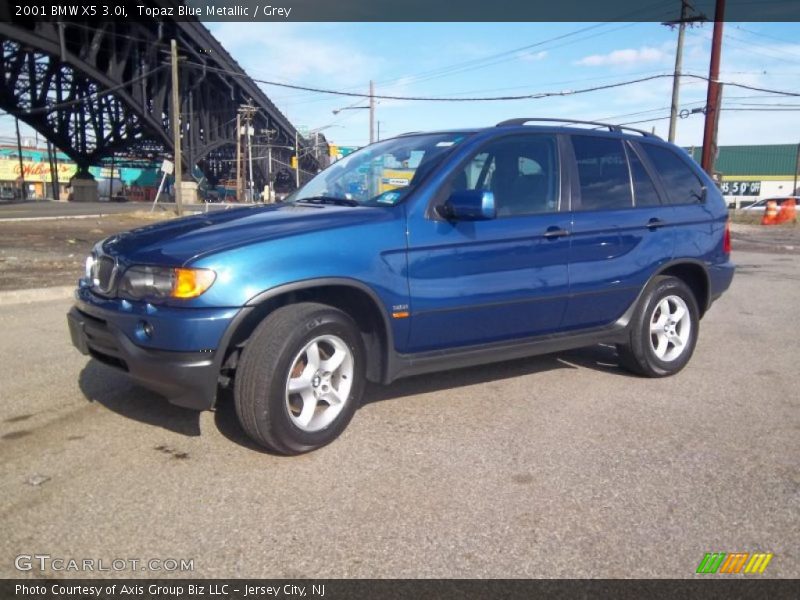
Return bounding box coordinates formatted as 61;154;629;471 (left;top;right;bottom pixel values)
385;321;630;383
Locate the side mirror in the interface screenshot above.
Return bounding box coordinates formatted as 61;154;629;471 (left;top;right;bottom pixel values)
436;189;496;221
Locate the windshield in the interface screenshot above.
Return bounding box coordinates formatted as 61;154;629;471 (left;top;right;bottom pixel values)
288;132;471;206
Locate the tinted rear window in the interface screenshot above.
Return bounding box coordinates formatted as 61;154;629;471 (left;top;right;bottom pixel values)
572;136;632;211
641;144;705;205
628;145;662;207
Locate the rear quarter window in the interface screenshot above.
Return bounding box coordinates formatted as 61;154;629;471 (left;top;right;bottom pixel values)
572;135;633;211
641;144;705;205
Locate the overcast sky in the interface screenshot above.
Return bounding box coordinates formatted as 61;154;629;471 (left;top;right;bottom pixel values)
3;20;799;153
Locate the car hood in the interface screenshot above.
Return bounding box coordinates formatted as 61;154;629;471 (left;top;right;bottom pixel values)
100;203;391;265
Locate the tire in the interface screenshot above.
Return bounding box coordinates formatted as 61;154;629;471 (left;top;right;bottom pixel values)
234;303;366;454
617;276;700;378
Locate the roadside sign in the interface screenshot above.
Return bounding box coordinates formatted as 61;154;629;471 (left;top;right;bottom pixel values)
720;180;761;196
160;159;174;175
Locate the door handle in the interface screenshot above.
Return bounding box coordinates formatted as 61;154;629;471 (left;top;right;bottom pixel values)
544;226;570;239
647;218;667;230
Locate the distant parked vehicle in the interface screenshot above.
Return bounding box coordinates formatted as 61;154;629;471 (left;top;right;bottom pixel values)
740;196;799;212
0;185;20;201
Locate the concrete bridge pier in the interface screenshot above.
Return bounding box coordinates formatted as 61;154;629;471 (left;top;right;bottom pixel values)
69;169;98;202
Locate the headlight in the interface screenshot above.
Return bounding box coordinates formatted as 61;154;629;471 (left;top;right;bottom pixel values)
85;254;96;280
118;266;216;300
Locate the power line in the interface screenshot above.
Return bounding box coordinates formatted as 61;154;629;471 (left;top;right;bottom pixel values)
615;105;800;128
733;24;800;47
269;1;678;104
182;62;800;102
266;23;645;106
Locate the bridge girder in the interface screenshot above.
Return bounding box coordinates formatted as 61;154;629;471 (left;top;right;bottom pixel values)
0;15;319;186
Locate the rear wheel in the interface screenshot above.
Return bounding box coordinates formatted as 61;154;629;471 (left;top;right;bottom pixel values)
617;276;699;377
234;303;365;454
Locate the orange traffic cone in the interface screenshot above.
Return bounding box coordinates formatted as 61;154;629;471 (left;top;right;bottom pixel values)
761;200;778;225
775;199;797;224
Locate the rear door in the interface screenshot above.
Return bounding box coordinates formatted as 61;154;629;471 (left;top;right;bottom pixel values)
637;142;718;261
405;133;571;352
564;134;674;330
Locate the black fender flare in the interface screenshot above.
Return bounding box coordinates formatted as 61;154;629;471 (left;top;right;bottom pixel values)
616;259;711;329
214;278;397;383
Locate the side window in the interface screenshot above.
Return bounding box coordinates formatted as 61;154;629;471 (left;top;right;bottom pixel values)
628;144;662;207
572;135;632;211
641;144;705;205
436;135;559;217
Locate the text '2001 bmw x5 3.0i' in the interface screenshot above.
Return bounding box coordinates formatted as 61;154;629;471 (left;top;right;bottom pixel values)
68;118;734;454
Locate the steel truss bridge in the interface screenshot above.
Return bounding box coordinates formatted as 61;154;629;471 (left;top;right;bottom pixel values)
0;6;324;192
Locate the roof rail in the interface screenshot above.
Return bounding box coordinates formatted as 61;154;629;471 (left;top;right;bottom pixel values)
496;118;657;138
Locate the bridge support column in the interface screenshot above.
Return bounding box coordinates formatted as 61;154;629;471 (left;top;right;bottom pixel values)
179;180;199;205
69;168;98;202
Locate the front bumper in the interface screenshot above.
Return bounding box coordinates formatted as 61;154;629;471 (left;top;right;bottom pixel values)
68;303;241;411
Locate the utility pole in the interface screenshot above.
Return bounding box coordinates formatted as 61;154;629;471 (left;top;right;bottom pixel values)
668;2;688;143
295;131;300;189
15;118;26;201
664;1;706;143
235;111;242;201
701;0;725;176
267;145;273;193
237;104;256;201
109;152;115;201
170;39;183;215
712;83;724;170
47;141;60;201
247;118;254;202
263;128;275;196
369;80;375;144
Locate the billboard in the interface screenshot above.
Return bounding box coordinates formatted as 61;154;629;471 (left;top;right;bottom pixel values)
0;159;77;183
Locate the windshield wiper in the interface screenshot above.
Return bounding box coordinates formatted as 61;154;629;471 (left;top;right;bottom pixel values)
295;196;360;207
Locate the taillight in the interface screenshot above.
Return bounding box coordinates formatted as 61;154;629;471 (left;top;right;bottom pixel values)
723;219;731;254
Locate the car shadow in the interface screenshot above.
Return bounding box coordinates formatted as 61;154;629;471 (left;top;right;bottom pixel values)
78;360;201;437
213;388;288;456
79;344;635;452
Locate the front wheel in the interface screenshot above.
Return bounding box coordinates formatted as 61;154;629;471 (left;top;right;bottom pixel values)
234;303;366;454
617;276;700;377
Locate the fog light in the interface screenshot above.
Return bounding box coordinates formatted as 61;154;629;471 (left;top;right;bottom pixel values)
137;320;154;340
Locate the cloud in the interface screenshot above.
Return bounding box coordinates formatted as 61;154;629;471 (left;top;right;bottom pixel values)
208;23;379;88
575;46;668;67
517;50;548;62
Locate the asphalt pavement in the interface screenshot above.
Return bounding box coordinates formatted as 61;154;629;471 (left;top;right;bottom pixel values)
0;250;797;578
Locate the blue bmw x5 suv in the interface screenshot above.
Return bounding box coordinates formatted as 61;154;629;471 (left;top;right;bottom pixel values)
68;118;734;454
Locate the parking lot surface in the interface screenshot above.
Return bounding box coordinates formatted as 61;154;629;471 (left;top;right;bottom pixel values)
0;249;797;578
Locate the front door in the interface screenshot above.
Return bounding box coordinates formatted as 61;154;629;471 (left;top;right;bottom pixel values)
406;133;571;352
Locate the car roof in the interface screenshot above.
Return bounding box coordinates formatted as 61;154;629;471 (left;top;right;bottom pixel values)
397;119;661;142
